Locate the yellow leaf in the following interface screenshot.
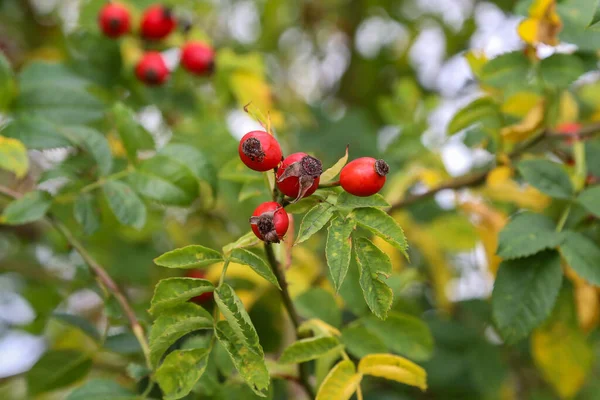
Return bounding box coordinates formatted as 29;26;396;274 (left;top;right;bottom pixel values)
465;51;487;79
0;136;29;178
518;0;562;45
501;92;542;118
120;37;144;69
316;360;361;400
486;166;513;187
427;215;478;251
418;168;444;188
372;236;405;272
286;247;322;297
358;353;427;391
501;100;545;143
517;19;540;45
320;145;349;184
229;71;284;129
298;319;341;337
565;266;600;332
557;91;579;125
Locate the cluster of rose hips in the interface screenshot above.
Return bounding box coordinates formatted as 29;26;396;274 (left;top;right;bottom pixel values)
238;130;390;243
98;2;215;86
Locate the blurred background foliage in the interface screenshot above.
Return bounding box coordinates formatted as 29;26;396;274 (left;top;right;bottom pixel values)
1;0;600;399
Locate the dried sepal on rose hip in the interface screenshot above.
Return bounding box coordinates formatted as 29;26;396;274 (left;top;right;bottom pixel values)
238;131;283;172
276;153;322;202
340;157;389;197
250;202;289;244
135;52;169;85
140;4;177;40
98;2;131;38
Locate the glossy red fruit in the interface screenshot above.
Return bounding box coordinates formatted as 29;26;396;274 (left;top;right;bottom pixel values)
135;52;169;85
140;4;176;40
250;201;289;244
185;270;213;304
238;131;282;172
98;3;131;38
181;42;215;76
340;157;389;197
276;153;322;201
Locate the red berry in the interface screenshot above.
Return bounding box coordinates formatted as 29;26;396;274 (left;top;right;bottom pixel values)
276;153;322;201
250;201;289;244
239;131;283;172
140;4;176;40
185;270;213;304
340;157;389;197
556;122;581;145
98;3;131;38
135;52;169;85
181;42;215;76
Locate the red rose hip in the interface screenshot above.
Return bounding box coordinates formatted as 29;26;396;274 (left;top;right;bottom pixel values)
185;270;213;304
555;122;581;145
140;4;176;40
250;202;289;244
181;42;216;76
239;131;282;172
276;153;322;202
98;3;131;38
340;157;389;197
135;52;169;85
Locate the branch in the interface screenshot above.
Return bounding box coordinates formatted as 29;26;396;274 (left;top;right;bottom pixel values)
264;243;315;399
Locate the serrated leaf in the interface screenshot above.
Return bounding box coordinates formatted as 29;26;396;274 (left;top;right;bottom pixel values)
222;231;260;255
336;192;390;209
0;136;28;178
517;159;573;199
215;284;264;356
154;245;223;269
149;277;215;315
26;350;92;395
326;216;355;292
497;212;563;259
73;193;100;235
315;360;361;400
230;249;280;289
156;348;211;400
149;303;213;366
103;180;146;230
52;312;101;341
1;190;52;225
492;251;563;344
341;324;387;359
215;320;270;397
281;337;343;366
320;145;349;183
363;312;434;361
577;186;600;218
351;207;408;257
354;237;393;320
295;202;335;245
111;102;154;161
62;126;112;176
2;115;71;150
560;231;600;285
358;353;427;391
65;378;137;400
540;53;585;87
447;97;502;135
295;288;342;328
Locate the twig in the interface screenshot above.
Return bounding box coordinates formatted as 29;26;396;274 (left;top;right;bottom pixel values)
264;243;315;399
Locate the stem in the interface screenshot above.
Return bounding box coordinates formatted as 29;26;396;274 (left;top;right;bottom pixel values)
556;204;571;232
218;259;231;287
356;385;364;400
318;180;341;189
264;243;315;399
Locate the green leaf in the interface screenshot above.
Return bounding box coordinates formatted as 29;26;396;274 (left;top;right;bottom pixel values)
295;288;342;328
230;249;280;289
354;237;393;320
52;312;101;341
0;136;28;178
105;333;142;355
149;277;215;315
540;53;585;88
341;323;387;359
447;97;502;135
149;303;213;366
27;350;92;395
284;196;324;214
62;126;113;176
320;145;349;183
351;207;408;257
219;158;263;183
154;245;223;269
156;348;211;400
295;202;336;245
480;51;531;88
497;212;564;259
336;192;390;209
492;251;563;344
577;186;600;218
326;216;355;292
66;379;137;400
279;337;343;364
517;159;574;199
222;231;260;255
73;193;100;235
160;143;218;198
1;190;52;225
111;102;154;161
560;231;600;285
215;321;270;397
0;52;15;110
215;284;264;356
103;180;146;230
1;115;72;149
363;312;434;361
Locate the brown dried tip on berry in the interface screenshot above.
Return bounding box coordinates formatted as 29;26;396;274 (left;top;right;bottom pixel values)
375;159;390;177
249;211;277;243
241;137;265;162
277;155;323;203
